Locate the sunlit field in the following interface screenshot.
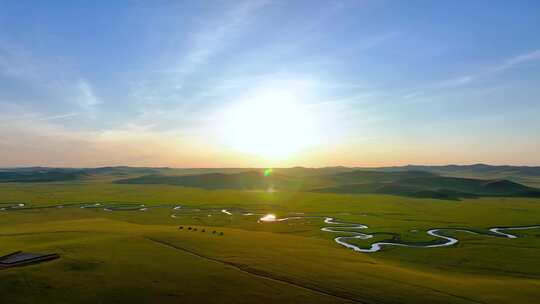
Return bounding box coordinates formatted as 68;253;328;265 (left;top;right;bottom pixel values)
1;179;539;304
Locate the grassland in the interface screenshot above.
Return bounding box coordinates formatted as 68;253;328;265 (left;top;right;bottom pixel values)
0;179;539;303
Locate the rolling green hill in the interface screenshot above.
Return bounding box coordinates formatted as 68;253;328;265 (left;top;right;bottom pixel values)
330;170;438;183
368;164;540;188
115;171;285;190
113;170;331;191
0;168;87;183
313;173;540;199
3;166;540;199
115;169;540;199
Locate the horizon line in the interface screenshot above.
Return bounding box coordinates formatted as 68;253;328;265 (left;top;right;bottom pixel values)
2;162;540;170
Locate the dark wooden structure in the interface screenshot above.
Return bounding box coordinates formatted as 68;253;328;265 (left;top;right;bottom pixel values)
0;251;59;269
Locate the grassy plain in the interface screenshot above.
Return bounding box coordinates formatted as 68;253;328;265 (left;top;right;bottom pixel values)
0;182;539;303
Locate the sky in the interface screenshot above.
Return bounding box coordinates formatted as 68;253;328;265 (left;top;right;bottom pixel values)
1;0;540;168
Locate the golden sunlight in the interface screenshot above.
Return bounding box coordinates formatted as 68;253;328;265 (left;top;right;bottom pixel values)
259;214;277;222
217;87;320;160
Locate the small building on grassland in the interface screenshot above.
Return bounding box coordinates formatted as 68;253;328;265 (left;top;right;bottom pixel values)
0;251;59;268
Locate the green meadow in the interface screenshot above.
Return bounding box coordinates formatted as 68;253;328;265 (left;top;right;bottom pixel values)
1;181;539;303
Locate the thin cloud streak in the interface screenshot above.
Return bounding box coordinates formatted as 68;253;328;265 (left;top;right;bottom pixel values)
75;79;101;108
491;49;540;73
177;0;269;76
37;113;78;121
437;49;540;88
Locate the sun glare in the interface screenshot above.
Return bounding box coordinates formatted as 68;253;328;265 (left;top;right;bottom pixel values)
263;168;272;176
260;214;277;222
217;88;320;160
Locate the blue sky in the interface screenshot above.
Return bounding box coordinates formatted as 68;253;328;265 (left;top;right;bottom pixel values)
1;0;539;167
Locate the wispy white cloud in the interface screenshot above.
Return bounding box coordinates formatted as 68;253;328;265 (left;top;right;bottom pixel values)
1;38;102;116
0;111;229;167
37;113;78;121
178;0;269;76
75;79;101;108
436;75;475;88
402;91;424;100
128;1;269;109
490;49;540;73
0;101;77;126
437;49;540;89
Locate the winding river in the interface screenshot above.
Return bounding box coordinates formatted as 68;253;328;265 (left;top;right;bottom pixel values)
254;213;539;252
1;202;539;253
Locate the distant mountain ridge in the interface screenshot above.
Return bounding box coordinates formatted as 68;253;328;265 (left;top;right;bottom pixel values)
370;164;540;176
0;168;88;183
1;165;540;199
115;169;540;199
313;172;540;199
365;164;540;188
115;171;285;190
2;164;539;175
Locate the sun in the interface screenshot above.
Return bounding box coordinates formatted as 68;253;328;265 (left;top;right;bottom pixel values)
217;87;320;160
